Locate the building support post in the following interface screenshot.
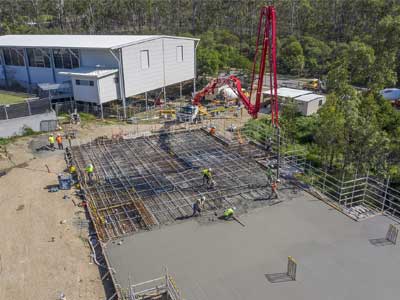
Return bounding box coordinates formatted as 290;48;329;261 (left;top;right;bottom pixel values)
193;40;200;95
145;92;148;111
180;82;183;99
161;38;166;107
49;48;57;83
0;49;8;87
23;48;32;93
109;49;127;120
100;103;104;120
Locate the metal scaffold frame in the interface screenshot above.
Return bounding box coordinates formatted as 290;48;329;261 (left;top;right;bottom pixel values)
71;129;271;241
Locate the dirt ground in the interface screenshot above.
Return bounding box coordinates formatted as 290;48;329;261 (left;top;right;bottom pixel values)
0;112;251;300
0;129;111;300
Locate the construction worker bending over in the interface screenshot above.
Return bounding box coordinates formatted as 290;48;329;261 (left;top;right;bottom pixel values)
192;196;206;217
56;133;63;150
223;207;235;220
271;179;280;199
86;163;94;183
202;168;212;186
48;134;55;150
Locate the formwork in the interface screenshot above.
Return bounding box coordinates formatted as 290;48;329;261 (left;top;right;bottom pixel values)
71;129;271;242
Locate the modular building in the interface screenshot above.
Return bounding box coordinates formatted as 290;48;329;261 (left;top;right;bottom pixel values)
0;35;199;117
264;87;326;116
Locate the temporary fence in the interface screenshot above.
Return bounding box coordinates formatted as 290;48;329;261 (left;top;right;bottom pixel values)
241;122;400;222
0;97;51;120
115;268;182;300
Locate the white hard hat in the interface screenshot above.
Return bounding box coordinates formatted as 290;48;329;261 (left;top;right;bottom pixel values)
276;179;281;183
208;168;212;172
202;196;206;201
233;207;237;210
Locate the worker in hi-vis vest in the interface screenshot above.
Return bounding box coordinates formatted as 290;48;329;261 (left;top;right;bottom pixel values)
86;163;94;182
223;207;235;220
202;168;212;186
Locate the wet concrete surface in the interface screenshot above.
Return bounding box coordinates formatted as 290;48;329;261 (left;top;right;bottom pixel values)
104;191;399;300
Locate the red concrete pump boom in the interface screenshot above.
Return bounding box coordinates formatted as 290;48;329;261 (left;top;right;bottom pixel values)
192;6;279;124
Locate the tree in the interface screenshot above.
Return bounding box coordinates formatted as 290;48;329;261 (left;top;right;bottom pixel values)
347;41;375;86
280;99;299;142
315;94;345;169
278;36;305;75
301;36;331;76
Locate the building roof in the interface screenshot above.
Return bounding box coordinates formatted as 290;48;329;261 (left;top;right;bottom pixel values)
264;87;312;98
58;67;118;78
295;93;325;102
264;87;325;102
0;35;199;50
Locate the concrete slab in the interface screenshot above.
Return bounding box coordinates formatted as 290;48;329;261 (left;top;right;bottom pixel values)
104;192;400;300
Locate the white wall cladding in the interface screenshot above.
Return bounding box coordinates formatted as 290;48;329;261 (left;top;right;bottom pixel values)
163;38;195;86
121;37;195;97
122;39;164;97
98;75;119;103
80;49;118;68
71;76;99;103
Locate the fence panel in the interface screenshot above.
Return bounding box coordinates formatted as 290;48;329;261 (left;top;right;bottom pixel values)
40;120;58;132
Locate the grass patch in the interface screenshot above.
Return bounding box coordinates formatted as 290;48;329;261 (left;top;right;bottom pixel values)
0;126;41;145
0;90;31;105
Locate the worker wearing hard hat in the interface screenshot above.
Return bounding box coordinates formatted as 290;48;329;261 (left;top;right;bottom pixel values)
86;163;94;183
48;134;55;150
223;207;236;220
202;168;212;186
192;196;206;217
271;179;280;199
56;133;63;150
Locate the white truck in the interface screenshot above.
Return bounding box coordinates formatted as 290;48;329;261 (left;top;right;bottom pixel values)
176;105;202;123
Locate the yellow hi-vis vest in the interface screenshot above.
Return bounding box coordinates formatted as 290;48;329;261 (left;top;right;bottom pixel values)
86;165;94;173
48;136;55;144
202;169;211;177
224;208;234;217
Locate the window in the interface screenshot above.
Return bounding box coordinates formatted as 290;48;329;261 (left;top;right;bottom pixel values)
53;48;79;69
318;99;323;106
140;50;149;69
3;48;25;66
176;46;183;62
76;79;94;86
27;48;51;68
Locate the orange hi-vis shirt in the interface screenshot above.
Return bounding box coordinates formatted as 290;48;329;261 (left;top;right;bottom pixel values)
56;135;62;144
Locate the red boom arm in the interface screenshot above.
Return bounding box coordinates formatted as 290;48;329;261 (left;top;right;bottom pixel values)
193;6;278;124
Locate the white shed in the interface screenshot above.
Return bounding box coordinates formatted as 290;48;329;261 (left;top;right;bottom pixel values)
264;87;325;116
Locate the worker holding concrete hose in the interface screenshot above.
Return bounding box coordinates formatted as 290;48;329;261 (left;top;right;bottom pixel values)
86;163;94;183
202;168;212;186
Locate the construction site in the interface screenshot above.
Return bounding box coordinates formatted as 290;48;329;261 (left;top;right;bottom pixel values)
1;4;400;300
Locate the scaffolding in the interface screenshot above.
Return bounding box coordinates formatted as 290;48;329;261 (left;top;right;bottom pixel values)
71;129;271;241
272;133;400;221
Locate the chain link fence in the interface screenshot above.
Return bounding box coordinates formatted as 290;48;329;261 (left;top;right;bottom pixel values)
0;97;52;120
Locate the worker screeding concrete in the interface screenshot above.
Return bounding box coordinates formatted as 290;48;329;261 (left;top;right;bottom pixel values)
223;207;235;220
